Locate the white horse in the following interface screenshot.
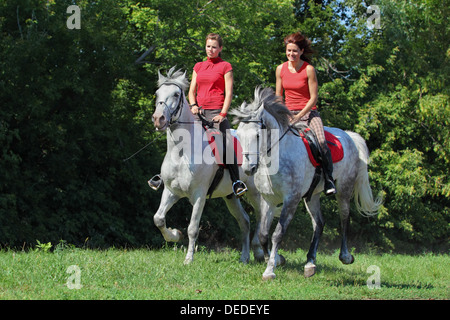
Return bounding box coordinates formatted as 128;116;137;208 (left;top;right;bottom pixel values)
232;87;383;280
151;67;265;264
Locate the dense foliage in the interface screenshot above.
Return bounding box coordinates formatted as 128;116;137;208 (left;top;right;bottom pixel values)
1;0;448;252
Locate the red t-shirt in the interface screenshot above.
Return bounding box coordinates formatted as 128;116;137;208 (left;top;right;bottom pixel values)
280;61;317;111
193;57;232;110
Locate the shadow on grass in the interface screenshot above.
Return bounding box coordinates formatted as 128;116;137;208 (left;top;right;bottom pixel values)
277;257;436;290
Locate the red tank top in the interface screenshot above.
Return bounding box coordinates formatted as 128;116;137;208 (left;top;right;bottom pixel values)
280;61;317;111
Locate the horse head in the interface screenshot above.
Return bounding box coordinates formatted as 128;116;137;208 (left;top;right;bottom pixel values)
152;67;189;131
232;87;290;176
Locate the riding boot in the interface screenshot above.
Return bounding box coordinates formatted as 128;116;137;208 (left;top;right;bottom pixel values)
148;174;163;191
321;149;336;196
222;129;247;198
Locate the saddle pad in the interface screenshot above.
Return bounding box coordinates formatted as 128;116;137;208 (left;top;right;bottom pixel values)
300;130;344;167
205;128;243;167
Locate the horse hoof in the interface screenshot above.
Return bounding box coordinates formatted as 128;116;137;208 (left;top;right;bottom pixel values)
239;256;250;264
277;254;286;266
167;228;183;242
253;248;265;263
262;272;276;281
254;254;265;263
340;254;355;265
304;263;316;278
184;257;193;265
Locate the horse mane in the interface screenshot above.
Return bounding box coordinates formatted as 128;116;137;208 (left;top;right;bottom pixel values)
158;66;189;91
231;87;291;129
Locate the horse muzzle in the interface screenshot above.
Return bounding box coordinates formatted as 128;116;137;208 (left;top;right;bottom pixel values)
152;112;168;131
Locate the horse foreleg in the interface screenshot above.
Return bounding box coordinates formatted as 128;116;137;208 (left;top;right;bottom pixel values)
153;188;182;242
262;200;298;281
258;199;274;261
304;194;324;278
245;187;265;262
184;195;207;265
224;195;250;264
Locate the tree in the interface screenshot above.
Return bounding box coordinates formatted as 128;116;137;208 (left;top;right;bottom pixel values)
0;0;160;247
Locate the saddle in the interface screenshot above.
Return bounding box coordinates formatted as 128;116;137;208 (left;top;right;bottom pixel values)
295;125;344;167
197;113;243;167
198;114;243;198
293;124;344;201
205;128;243;167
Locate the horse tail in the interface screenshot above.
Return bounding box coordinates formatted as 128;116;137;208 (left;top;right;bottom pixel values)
346;131;383;217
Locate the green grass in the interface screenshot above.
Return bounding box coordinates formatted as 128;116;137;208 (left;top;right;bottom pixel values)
0;246;448;300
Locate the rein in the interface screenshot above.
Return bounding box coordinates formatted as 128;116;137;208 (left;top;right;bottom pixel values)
159;82;217;129
122;131;165;162
123;83;216;162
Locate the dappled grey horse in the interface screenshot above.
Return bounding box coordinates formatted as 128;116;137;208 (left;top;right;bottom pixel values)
232;87;382;280
151;67;265;264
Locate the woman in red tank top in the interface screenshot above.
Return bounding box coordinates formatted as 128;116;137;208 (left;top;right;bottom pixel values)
275;32;336;196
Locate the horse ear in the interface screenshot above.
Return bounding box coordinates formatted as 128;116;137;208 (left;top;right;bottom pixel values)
256;101;266;120
157;69;167;87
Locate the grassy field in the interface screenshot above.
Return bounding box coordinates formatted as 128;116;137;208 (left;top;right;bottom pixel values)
0;245;448;300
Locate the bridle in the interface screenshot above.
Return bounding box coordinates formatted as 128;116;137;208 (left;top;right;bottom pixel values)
156;82;185;126
123;83;198;161
240;119;265;172
157;83;216;129
240;117;294;172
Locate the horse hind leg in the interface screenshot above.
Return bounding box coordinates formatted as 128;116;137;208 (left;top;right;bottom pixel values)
336;188;355;265
304;194;324;278
224;195;251;264
153;188;183;242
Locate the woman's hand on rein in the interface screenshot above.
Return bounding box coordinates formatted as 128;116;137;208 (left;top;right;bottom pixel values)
191;105;201;115
212;114;225;123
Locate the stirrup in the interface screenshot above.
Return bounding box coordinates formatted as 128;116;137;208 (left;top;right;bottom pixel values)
324;181;336;196
148;174;163;191
232;180;247;198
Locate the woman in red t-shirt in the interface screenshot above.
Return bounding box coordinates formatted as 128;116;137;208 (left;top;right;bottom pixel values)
275;32;336;196
188;33;247;197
